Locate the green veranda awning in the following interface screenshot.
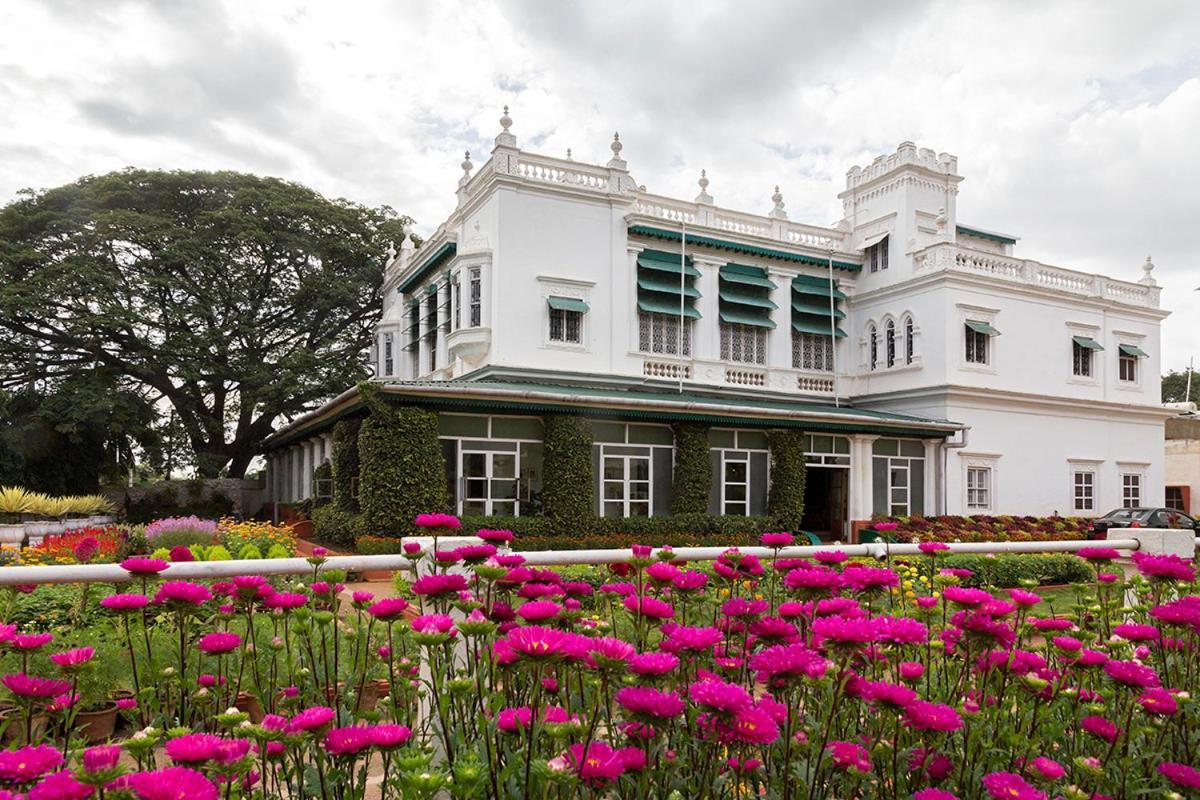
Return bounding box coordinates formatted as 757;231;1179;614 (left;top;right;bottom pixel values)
719;263;777;290
1119;343;1149;358
1072;336;1104;351
719;289;778;309
638;298;701;318
792;317;847;337
637;250;701;278
719;309;777;329
965;320;1001;336
637;276;701;297
547;296;589;313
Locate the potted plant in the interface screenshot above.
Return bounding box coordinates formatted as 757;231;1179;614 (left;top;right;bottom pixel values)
23;492;53;546
68;647;124;744
42;496;70;536
0;487;31;546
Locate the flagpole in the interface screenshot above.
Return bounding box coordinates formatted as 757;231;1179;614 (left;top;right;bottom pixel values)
678;222;688;393
828;248;839;407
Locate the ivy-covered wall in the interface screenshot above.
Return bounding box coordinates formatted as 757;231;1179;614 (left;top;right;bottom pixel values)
330;418;361;513
670;423;711;515
541;413;594;519
358;399;450;536
767;429;807;529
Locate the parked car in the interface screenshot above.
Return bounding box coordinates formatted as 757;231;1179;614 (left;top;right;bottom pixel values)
1089;507;1200;538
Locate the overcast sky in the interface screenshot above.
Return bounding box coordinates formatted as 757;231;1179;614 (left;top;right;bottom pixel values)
3;0;1199;370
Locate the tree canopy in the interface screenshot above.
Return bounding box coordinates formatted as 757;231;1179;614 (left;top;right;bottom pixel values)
0;169;411;478
1163;369;1200;404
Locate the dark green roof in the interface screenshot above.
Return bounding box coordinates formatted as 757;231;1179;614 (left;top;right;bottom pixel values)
397;242;457;293
629;225;861;272
956;225;1017;246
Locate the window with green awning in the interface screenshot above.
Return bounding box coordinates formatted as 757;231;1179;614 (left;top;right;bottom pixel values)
718;264;774;329
1119;343;1148;358
637;276;701;297
547;296;589;313
720;309;777;329
792;274;848;300
965;320;1001;336
637;249;701;320
790;274;846;339
1072;336;1104;351
638;297;702;318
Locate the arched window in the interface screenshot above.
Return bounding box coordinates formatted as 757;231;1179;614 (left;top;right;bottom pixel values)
904;316;914;364
885;320;896;368
868;324;878;371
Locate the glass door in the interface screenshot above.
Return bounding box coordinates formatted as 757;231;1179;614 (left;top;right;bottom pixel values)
889;463;909;516
602;454;651;517
460;448;518;516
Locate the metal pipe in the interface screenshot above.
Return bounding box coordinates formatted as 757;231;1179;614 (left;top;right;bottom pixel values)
0;538;1138;586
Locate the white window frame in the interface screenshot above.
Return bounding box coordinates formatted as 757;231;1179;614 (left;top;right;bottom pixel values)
1121;472;1142;508
599;446;653;518
639;311;693;356
903;315;915;365
964;323;989;365
793;332;834;372
966;466;991;511
382;332;394;377
440;415;543;518
1113;333;1146;389
958;305;999;373
875;454;924;517
1071;339;1093;378
468;267;482;327
1118;349;1138;384
868;239;889;273
720;450;751;516
1069;463;1099;513
548;307;584;345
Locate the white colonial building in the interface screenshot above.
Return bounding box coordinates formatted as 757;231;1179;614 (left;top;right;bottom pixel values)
264;109;1172;538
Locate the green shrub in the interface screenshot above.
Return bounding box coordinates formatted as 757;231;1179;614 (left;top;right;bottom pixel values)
312;461;332;508
151;547;170;561
144;529;213;551
767;430;806;529
358;402;448;536
331;418;362;513
356;535;407;555
205;545;232;561
938;553;1093;588
266;543;290;559
125;485;233;524
670;423;711;515
311;504;367;548
541;414;593;519
237;543;263;560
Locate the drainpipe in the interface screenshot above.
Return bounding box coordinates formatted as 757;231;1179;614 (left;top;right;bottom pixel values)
938;426;971;515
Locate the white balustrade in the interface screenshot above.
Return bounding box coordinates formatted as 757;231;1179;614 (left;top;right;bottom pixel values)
643;360;692;380
724;368;766;387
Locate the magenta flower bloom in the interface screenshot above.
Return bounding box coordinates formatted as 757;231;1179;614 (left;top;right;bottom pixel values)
982;772;1045;800
783;566;843;595
411;574;469;597
862;680;918;710
1028;618;1073;632
942;587;993;607
644;562;682;583
414;513;461;530
1103;660;1160;688
123;767;219;800
918;541;950;554
120;557;170;575
905;701;964;733
82;745;121;773
623;594;675;620
196;632;241;655
29;771;93;800
688;679;752;714
2;673;72;699
616;687;685;720
560;742;630;788
1028;756;1064;781
628;652;679;676
1077;548;1120;562
672;571;709;592
1138;687;1179;716
153;581;212;607
477;528;514;545
875;615;929;645
516;600;561;622
324;726;374;757
369;724;413;750
165;733;224;764
12;633;53;651
49;647;95;669
812;615;878;647
721;706;779;745
1113;623;1160;642
0;744;64;783
1080;715;1119;742
1007;588;1042;607
411;614;456;636
661;625;723;654
1152;599;1200;628
813;550;848;565
503;626;570;660
286;706;337;733
914;790;960;800
263;592;309;610
760;532;794;548
367;598;411;620
1160;763;1200;791
899;661;925;682
101;593;150;612
587;637;635;667
1132;551;1197;582
826;741;872;773
749;643;828;685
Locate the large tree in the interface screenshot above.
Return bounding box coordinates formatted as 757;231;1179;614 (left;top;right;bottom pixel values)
1163;369;1200;404
0;169;411;477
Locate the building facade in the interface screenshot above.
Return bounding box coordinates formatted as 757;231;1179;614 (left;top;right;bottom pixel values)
263;110;1172;537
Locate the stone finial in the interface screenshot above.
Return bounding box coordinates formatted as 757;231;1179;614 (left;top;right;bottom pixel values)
768;185;787;219
1140;255;1157;286
386;240;397;261
695;169;713;204
495;105;517;148
566;148;573;161
458;151;474;188
607;132;627;169
400;233;415;252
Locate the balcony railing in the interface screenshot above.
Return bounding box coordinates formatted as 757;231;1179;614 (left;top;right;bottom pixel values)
914;242;1161;309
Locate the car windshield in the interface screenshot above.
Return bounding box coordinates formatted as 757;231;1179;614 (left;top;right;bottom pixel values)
1103;510;1137;523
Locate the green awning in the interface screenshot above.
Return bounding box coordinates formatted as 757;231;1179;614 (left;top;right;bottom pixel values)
965;320;1001;336
719;289;777;310
1119;344;1149;358
792;276;847;300
719;263;777;290
637;250;701;278
638;298;701;318
792;317;847;337
547;296;589;313
637;276;701;297
719;309;777;329
424;283;439;295
791;296;846;318
1072;336;1104;351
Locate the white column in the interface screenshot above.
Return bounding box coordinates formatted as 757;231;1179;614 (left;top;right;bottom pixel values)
848;434;879;525
693;258;722;362
767;269;791;371
417;294;430;376
922;439;939;517
437;281;450;368
291;445;303;502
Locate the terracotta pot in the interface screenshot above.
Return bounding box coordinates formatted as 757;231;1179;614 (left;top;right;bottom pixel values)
235;692;265;724
75;702;119;744
0;707;48;745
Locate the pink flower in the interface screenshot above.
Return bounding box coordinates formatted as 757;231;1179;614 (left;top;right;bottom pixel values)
586;638;635;667
116;698;137;711
1077;548;1120;562
688;679;752;714
981;772;1046;800
29;771;93;800
410;574;468;597
369;724;413;750
873;522;899;532
197;633;241;655
165;734;224;764
2;673;72;699
1028;756;1064;781
120;557;169;575
1007;589;1042;607
1103;660;1159;688
628;652;679;676
784;567;843;595
0;745;64;783
749;643;828;685
905;701;963;732
623;595;674;620
153;581;212;607
899;661;925;681
826;741;872;773
875;615;929;645
862;680;918;710
720;706;779;745
616;687;685;720
813;550;849;565
12;633;53;651
1080;715;1119;742
919;541;950;554
1159;763;1200;791
842;566;899;593
1138;687;1179;716
123;767;219;800
661;625;723;654
49;647;95;669
760;532;794;548
720;597;769;619
263;592;308;610
286;706;336;733
101;593;150;612
503;627;570;660
324;726;374;757
672;571;708;591
516;600;561;622
168;546;194;563
410;614;456;636
1113;624;1160;642
812;615;877;647
563;742;629;788
477;529;514;545
1132;551;1196;582
414;513;461;530
942;587;993;607
914;791;960;800
367;598;410;620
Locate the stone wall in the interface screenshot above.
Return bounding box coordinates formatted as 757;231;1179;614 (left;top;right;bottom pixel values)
104;478;266;521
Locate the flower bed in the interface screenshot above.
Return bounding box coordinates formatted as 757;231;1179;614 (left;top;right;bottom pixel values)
870;514;1093;543
0;520;1196;799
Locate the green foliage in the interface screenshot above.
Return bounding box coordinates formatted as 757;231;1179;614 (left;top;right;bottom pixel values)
144;528;214;551
125;484;233;524
150;547;170;561
1163;369;1200;404
541;414;594;519
443;513;780;549
670;423;711;515
938;553;1094;588
266;543;290;559
7;584;113;632
312;461;332;508
331;418;362;513
0;169;413;477
311;504;367;548
358;399;449;537
767;430;807;529
237;543;264;560
355;535;408;555
204;545;232;561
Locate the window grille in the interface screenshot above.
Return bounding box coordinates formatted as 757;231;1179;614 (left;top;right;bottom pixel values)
720;323;766;365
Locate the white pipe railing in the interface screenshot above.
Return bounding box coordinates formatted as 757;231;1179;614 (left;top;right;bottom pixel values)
0;538;1142;586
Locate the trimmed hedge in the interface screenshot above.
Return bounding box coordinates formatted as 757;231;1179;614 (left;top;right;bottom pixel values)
356;534;407;555
670;423;711;515
452;513;781;539
310;505;366;549
541;414;593;519
879;515;1093;543
358;403;450;536
330;418;361;513
767;430;806;529
936;553;1093;588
